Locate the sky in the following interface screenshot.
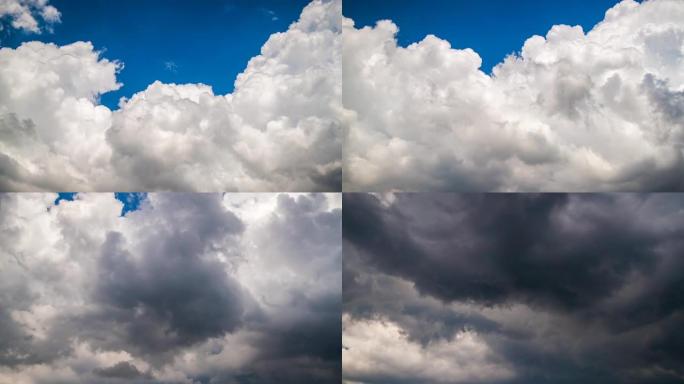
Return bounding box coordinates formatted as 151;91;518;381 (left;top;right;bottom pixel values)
0;192;342;383
56;192;146;215
3;0;683;193
0;0;342;192
343;0;684;192
344;0;624;73
343;193;684;384
2;0;310;109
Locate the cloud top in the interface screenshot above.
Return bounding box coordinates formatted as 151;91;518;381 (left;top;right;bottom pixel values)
343;193;684;383
0;0;60;33
0;192;342;383
0;0;341;192
343;0;684;191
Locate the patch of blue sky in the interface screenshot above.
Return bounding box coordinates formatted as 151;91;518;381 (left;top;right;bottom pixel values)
344;0;628;73
53;192;146;216
114;192;148;216
3;0;310;109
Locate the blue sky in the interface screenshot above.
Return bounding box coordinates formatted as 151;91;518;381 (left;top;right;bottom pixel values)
3;0;310;109
56;193;147;215
345;0;625;73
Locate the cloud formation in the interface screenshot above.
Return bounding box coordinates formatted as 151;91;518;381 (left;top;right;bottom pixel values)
0;192;341;383
0;0;60;33
0;0;341;191
343;193;684;383
343;0;684;191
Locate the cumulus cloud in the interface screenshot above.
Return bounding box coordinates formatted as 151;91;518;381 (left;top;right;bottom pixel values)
0;0;341;191
343;193;684;383
0;0;60;33
343;314;513;384
343;0;684;191
0;192;341;383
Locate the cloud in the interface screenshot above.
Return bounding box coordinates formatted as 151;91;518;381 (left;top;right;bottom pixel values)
343;315;514;384
93;361;152;380
0;0;341;191
0;41;122;191
163;61;178;73
343;193;684;383
343;0;684;191
0;0;60;33
0;192;342;383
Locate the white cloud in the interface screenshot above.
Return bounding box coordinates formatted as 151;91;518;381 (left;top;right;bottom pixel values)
0;0;341;191
0;41;121;191
0;192;341;383
0;0;60;33
343;314;515;383
343;0;684;191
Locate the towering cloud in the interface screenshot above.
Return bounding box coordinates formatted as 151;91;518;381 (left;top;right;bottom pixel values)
0;0;341;191
343;193;684;383
343;0;684;191
0;192;342;383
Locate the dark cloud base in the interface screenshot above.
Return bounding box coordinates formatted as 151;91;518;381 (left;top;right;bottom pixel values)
0;193;341;384
344;193;684;384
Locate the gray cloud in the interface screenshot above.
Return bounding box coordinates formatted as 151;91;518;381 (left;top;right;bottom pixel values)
94;230;247;357
93;361;152;380
343;193;684;383
0;193;341;383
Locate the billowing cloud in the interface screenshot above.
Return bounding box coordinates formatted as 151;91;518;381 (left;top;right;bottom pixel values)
343;193;684;383
0;0;341;191
0;192;341;383
343;314;514;384
0;0;60;33
343;0;684;191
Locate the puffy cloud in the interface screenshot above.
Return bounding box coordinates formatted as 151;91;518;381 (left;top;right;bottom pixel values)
343;193;684;383
0;192;341;383
343;0;684;191
0;41;121;191
0;0;60;33
343;315;514;384
0;0;341;191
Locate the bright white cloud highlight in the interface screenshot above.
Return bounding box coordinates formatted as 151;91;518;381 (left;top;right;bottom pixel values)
0;192;341;383
0;0;60;33
343;315;514;383
343;0;684;191
0;0;341;191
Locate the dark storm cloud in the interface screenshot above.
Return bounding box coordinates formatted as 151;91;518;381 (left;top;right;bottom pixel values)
95;230;247;355
210;297;342;384
0;193;341;383
226;194;342;384
345;193;676;312
343;193;684;383
252;291;341;359
88;194;248;359
93;361;152;380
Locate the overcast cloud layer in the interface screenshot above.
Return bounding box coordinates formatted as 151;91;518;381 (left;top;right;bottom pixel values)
343;193;684;384
0;192;341;383
343;0;684;191
0;0;341;191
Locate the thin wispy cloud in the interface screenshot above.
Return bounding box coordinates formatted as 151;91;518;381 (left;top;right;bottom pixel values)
163;60;178;73
263;8;279;21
